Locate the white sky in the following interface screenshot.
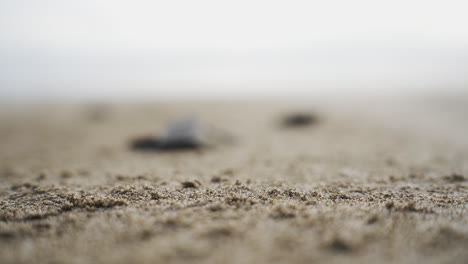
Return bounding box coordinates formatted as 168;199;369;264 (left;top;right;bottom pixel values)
1;0;467;101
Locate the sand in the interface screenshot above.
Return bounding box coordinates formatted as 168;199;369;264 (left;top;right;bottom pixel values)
0;97;467;264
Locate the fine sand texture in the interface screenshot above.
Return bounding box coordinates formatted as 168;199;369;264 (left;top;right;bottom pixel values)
0;97;467;264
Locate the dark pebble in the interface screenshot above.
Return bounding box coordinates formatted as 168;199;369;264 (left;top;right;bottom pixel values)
181;181;199;188
282;113;319;128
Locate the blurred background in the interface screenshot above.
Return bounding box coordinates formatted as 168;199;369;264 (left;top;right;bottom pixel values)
0;0;467;103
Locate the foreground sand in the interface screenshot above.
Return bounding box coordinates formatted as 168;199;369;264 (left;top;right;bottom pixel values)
0;97;467;263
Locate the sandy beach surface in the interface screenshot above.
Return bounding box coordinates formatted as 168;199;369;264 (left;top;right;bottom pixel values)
0;97;467;264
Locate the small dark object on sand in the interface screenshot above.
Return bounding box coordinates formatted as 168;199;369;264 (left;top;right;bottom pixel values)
326;238;352;253
131;118;203;151
181;181;200;188
443;173;465;182
282;113;318;128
